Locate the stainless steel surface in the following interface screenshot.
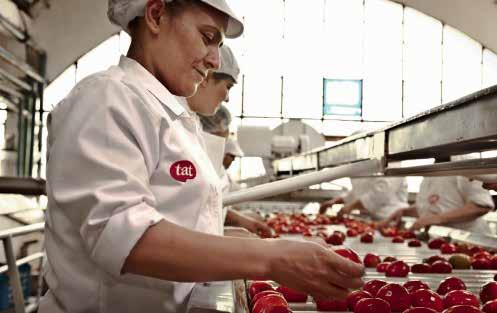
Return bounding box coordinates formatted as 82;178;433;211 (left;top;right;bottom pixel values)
224;160;382;206
385;156;497;177
4;236;26;313
188;281;236;313
388;85;497;159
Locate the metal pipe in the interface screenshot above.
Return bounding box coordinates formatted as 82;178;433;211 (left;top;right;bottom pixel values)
0;67;31;91
0;46;44;83
0;11;27;42
3;236;26;313
0;252;44;275
384;156;497;177
0;222;44;240
223;159;381;206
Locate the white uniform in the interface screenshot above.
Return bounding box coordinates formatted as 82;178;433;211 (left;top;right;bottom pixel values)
343;177;408;220
39;56;223;313
416;176;494;234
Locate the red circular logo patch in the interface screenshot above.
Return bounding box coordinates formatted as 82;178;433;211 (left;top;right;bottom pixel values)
428;194;440;205
170;160;196;182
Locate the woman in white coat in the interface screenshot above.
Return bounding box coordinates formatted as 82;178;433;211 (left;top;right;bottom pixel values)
380;160;494;233
40;1;364;312
319;177;409;220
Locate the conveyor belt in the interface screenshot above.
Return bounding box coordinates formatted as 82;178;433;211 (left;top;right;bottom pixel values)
240;226;497;313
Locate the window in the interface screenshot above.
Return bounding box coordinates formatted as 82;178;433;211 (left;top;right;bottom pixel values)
403;7;443;117
483;49;497;88
76;35;121;83
323;79;363;117
362;0;403;121
442;26;483;103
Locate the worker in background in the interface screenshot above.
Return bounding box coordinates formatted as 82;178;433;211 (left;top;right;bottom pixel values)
191;46;272;237
319;177;409;220
41;1;364;312
319;133;408;220
379;158;494;233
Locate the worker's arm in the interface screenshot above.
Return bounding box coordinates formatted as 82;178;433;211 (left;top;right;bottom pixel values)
319;197;344;214
123;219;364;300
377;205;418;229
409;202;491;231
336;199;367;218
224;209;272;238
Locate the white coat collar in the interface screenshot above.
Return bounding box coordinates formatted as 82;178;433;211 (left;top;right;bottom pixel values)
119;56;185;116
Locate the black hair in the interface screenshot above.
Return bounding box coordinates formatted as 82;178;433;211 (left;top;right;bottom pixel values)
212;72;235;84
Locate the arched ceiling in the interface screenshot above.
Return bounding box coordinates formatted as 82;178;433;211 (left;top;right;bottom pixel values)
26;0;497;82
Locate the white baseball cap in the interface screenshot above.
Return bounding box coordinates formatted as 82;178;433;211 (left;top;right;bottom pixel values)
225;137;244;157
108;0;244;38
215;45;240;83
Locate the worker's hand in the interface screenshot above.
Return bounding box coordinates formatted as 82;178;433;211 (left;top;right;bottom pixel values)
377;209;404;229
319;197;343;215
265;239;364;300
336;204;353;219
409;214;441;231
237;215;273;238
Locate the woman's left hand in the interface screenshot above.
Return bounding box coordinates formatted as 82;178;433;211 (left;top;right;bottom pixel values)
237;215;273;238
409;214;441;231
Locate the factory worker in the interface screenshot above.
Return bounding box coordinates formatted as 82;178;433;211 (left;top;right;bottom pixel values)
319;131;409;220
319;177;409;220
190;46;271;237
40;1;364;312
380;159;494;233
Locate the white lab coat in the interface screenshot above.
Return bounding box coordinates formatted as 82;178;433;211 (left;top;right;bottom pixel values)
39;56;223;313
219;167;242;224
343;177;409;220
416;176;494;234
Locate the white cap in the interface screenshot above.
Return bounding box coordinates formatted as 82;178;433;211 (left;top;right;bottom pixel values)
215;45;239;83
199;104;231;133
108;0;244;39
225;137;244;157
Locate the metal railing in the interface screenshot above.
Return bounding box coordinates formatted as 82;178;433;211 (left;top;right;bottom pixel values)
0;222;44;313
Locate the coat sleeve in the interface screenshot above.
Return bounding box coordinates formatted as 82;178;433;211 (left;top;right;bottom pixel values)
457;177;495;209
47;76;164;278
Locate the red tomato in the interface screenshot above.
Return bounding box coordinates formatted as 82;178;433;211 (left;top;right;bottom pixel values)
249;281;274;300
376;283;411;312
275;286;307;303
480;282;497;304
411;289;444;311
483;299;497;313
363;279;387;297
437;277;466;296
363;253;381;268
252;294;288;313
403;280;430;294
443;290;480;309
346;290;372;311
354;298;391;313
385;260;410;277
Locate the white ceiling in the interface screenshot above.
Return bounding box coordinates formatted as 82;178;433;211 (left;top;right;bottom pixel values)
26;0;497;82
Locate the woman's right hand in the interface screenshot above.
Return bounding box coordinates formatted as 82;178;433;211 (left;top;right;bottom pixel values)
319;197;343;214
378;209;405;229
262;239;364;300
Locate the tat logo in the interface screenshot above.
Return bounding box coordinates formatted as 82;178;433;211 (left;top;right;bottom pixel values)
170;160;196;182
